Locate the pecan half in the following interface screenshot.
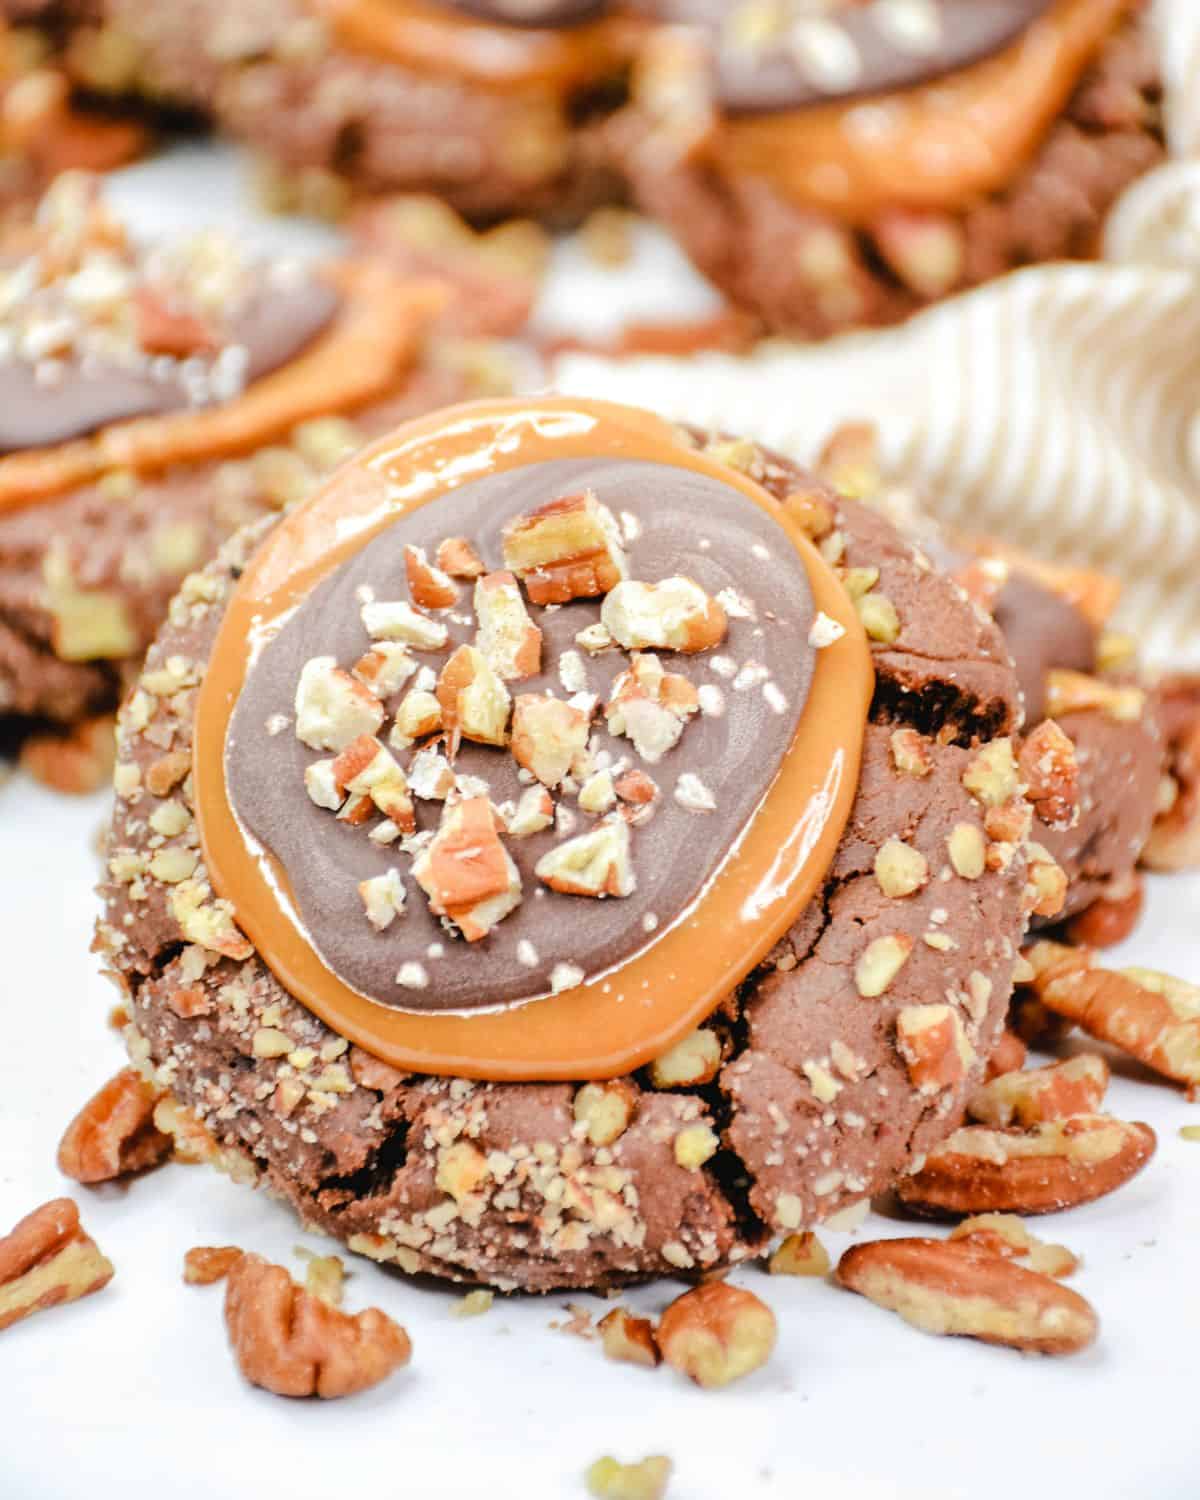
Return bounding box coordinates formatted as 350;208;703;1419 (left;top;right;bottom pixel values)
0;1199;114;1332
224;1252;411;1398
57;1067;171;1184
836;1237;1096;1354
1023;940;1200;1091
896;1115;1155;1217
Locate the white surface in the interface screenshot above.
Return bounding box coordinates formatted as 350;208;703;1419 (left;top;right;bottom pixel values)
2;775;1199;1500
2;145;1200;1500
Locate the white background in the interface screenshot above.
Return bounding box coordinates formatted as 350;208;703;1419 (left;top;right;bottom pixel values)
2;146;1199;1500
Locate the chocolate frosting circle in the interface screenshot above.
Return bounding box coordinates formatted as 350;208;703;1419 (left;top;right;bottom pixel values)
442;0;609;27
636;0;1053;115
226;457;817;1015
0;274;341;455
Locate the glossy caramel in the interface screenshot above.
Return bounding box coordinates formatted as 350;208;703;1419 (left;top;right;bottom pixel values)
193;399;874;1080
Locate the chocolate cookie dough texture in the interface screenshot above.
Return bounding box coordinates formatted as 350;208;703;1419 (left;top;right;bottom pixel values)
817;429;1172;932
0;173;510;737
97;396;1060;1293
57;0;641;220
620;0;1165;337
936;540;1163;927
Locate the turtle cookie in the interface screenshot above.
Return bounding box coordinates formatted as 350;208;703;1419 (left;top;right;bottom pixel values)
61;0;642;220
618;0;1164;337
0;172;521;754
97;397;1056;1293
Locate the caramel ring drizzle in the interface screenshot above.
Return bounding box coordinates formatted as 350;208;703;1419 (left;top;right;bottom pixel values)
709;0;1134;222
0;261;441;517
312;0;644;91
194;398;874;1082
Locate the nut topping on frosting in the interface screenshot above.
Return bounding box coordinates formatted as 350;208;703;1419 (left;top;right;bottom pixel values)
0;172;339;454
475;571;543;681
219;425;855;1034
606;652;699;764
412;797;523;942
437;645;512;755
360;598;449;650
501;489;628;605
511;693;592;788
404;544;460;610
535;818;636;898
294;657;385;752
601;576;727;654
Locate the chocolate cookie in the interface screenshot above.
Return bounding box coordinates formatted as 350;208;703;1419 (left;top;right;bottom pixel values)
0;173;519;743
63;0;637;221
619;0;1164;337
96;399;1053;1293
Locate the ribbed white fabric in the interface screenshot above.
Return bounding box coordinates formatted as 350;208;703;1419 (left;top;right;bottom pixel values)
554;0;1200;665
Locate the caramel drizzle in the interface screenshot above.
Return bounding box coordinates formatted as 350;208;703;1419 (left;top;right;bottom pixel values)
193;398;874;1082
0;262;442;516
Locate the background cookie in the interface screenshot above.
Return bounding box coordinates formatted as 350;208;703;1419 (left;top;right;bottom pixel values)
619;1;1163;337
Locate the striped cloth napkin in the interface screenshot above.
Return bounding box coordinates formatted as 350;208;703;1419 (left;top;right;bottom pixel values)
555;0;1200;666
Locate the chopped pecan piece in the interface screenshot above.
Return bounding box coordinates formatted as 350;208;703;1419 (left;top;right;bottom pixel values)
183;1246;244;1286
1045;670;1145;724
1019;720;1079;831
388;688;442;750
895;1005;974;1094
403;544;459;609
598;1307;660;1368
360;599;449;651
0;1199;114;1333
358;869;407;931
474;571;542;681
769;1231;830;1278
294;656;384;753
331;734;415;832
436;645;511;757
435;536;486;579
605;653;698;765
535;818;635;898
412;796;521;942
352;643;416;697
501;490;627;605
657;1282;776;1389
510;693;590;789
134;286;216;357
601;577;727;654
